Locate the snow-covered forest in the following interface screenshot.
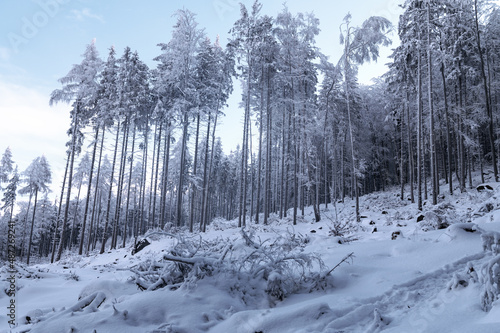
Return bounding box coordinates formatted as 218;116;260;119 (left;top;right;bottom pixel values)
2;0;500;331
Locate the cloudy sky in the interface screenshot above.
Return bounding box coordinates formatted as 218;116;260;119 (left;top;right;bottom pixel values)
0;0;401;194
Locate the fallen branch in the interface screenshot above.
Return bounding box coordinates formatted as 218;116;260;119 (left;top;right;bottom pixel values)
326;252;355;276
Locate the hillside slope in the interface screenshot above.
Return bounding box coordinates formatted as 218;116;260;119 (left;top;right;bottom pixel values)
2;178;500;333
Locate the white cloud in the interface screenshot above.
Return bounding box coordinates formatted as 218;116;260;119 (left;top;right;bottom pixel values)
0;79;70;196
68;8;105;23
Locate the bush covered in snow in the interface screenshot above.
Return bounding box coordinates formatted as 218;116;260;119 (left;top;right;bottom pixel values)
480;255;500;311
418;202;463;231
482;231;500;254
129;228;336;305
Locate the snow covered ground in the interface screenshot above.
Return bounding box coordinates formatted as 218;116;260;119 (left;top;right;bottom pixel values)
2;176;500;333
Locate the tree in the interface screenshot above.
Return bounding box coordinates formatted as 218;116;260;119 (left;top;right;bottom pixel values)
2;167;19;224
78;46;118;256
155;9;204;227
339;13;392;222
50;40;103;261
0;147;14;188
197;39;233;231
474;0;498;182
229;0;264;227
19;155;52;265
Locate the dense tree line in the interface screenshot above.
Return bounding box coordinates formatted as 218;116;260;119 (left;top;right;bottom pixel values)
1;0;499;263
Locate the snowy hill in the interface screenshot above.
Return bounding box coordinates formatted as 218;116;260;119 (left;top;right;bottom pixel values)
2;179;500;333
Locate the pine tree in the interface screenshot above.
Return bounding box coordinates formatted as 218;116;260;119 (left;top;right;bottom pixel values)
0;147;14;188
2;167;19;221
19;156;52;264
339;13;392;222
154;9;204;227
229;0;263;227
50;40;103;261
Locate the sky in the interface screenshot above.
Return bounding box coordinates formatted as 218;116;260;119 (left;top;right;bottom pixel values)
0;0;402;197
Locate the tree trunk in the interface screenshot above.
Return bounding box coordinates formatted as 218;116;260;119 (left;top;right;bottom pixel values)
406;88;414;203
417;48;423;211
440;59;453;195
56;106;80;262
176;111;190;227
112;118;130;249
189;114;201;232
239;81;250;228
100;121;121;255
160;123;171;228
51;151;69;263
426;2;437;206
200;110;212;231
344;58;360;222
69;176;83;250
79;125;100;255
264;67;272;225
87;126;105;254
202;98;221;232
21;191;33;260
26;189;38;265
152;121;163;229
474;0;498;182
138;123;149;236
280;88;286;218
122;125;136;248
400;104;405;200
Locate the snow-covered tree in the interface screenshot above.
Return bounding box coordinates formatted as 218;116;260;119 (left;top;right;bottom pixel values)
18;155;52;264
154;9;204;227
0;147;14;188
50;40;103;262
339;13;392;222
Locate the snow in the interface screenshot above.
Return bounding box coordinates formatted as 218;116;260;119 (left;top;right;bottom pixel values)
2;178;500;332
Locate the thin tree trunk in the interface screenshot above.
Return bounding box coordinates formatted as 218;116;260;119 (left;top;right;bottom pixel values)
51;151;69;263
264;68;271;225
112;118;129;249
100;121;121;255
202;98;220;232
417;48;423;211
87;127;105;254
56;106;80;262
176;112;189;227
69;176;83;250
474;0;498;182
280;88;287;218
400;104;405;200
160;123;171;227
292;78;298;226
405;88;414;203
122;125;136;248
344;60;360;222
21;191;33;259
238;85;250;228
440;59;453;195
189;114;201;232
426;2;437;206
26;189;38;265
200;110;212;231
139;124;149;236
79;125;99;255
152;121;163;229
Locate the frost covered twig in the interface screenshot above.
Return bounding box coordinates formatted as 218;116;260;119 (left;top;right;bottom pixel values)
326;252;355;276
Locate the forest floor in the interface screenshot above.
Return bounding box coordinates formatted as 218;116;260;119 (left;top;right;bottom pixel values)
2;171;500;332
